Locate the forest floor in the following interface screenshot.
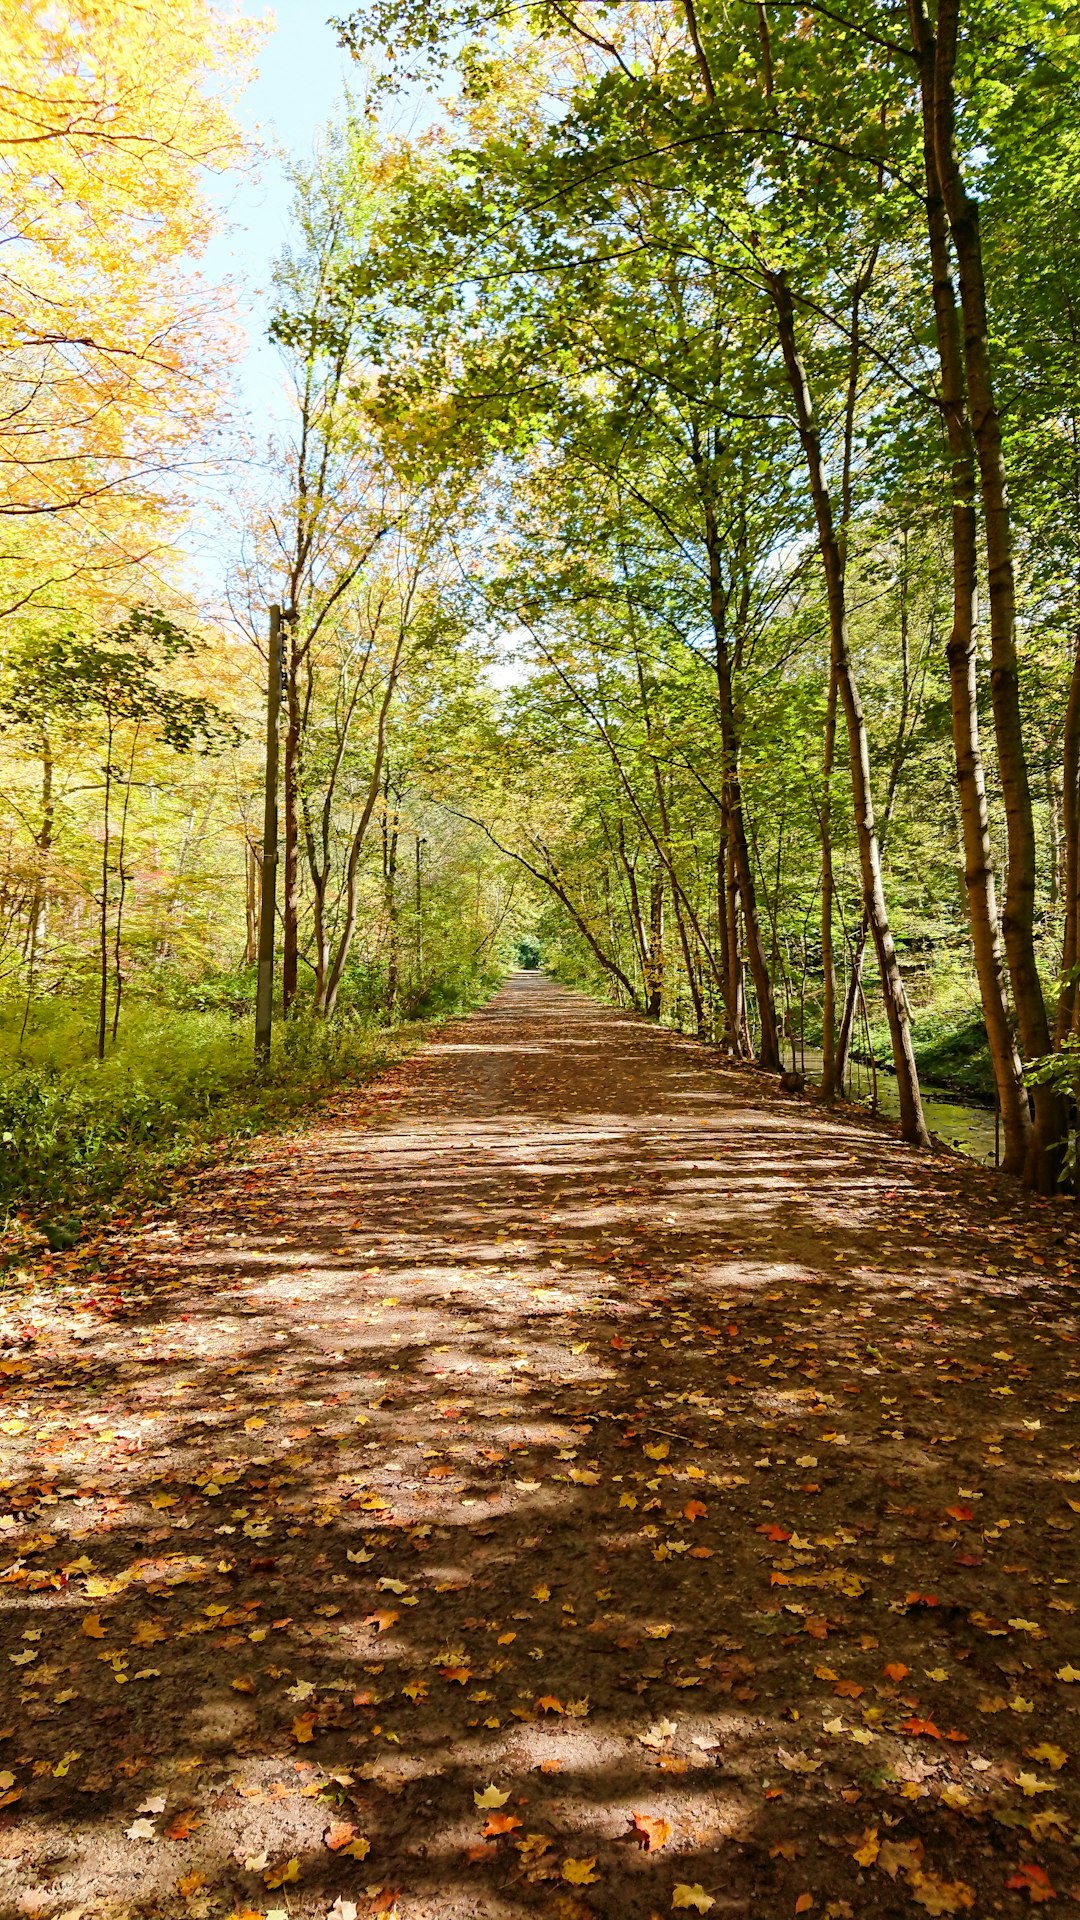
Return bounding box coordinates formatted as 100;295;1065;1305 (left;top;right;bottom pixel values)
1;971;1080;1920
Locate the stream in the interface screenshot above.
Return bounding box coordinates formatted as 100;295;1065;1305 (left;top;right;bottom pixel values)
797;1047;999;1166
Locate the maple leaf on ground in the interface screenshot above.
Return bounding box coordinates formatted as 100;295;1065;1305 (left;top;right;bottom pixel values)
562;1858;598;1885
483;1811;522;1836
795;1897;814;1915
877;1839;923;1878
81;1614;106;1638
1026;1743;1068;1770
264;1856;301;1889
1005;1864;1055;1904
672;1886;714;1912
176;1871;207;1896
852;1828;879;1867
164;1808;201;1840
474;1784;510;1808
907;1870;974;1914
630;1810;672;1851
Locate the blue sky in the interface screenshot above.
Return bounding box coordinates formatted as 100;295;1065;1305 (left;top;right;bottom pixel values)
204;0;357;431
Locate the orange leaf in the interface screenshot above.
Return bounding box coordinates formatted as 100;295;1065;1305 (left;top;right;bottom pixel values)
291;1713;316;1743
176;1871;207;1897
364;1609;399;1634
630;1811;673;1852
483;1812;523;1836
683;1501;708;1523
81;1614;106;1638
1005;1864;1055;1904
164;1809;201;1841
324;1821;357;1852
795;1896;814;1914
441;1665;471;1684
536;1695;565;1714
900;1717;941;1740
883;1662;909;1682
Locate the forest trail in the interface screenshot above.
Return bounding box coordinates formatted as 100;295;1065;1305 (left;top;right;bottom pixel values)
3;972;1080;1920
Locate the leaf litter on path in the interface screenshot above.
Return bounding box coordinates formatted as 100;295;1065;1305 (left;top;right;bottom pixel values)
0;973;1078;1916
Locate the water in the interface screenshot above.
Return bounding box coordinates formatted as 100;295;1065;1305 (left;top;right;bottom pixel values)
796;1047;999;1166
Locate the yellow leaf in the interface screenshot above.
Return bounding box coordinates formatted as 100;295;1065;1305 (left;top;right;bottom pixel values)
644;1440;670;1460
1027;1743;1068;1770
1016;1771;1055;1796
672;1887;715;1913
907;1871;974;1914
263;1857;301;1889
562;1857;598;1885
81;1615;106;1638
474;1784;510;1808
853;1828;879;1867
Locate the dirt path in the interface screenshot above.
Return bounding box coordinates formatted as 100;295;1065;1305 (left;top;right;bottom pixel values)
2;972;1080;1920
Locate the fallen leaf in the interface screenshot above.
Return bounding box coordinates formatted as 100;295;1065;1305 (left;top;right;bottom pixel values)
672;1887;714;1913
1005;1864;1055;1903
263;1857;301;1889
561;1857;598;1885
483;1811;522;1836
81;1614;106;1639
474;1784;510;1808
164;1809;201;1841
630;1810;672;1851
853;1828;879;1867
908;1871;974;1914
877;1839;923;1878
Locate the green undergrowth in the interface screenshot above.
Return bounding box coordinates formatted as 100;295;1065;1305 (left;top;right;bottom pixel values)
0;995;425;1252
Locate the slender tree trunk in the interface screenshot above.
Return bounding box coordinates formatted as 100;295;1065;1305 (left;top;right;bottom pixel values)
22;720;54;1037
924;0;1062;1184
97;720;113;1062
382;778;400;1019
111;727;140;1045
648;870;665;1018
1055;628;1080;1042
766;266;929;1147
819;669;840;1101
703;498;780;1068
908;0;1030;1176
245;839;259;966
282;646;301;1013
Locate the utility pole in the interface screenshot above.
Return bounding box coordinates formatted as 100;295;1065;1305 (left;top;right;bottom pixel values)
255;604;282;1063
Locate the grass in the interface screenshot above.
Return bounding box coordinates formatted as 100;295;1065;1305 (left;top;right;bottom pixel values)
0;992;424;1249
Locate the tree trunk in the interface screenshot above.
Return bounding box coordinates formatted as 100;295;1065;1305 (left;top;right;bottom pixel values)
703;497;780;1068
766;266;929;1147
245;839;259;966
908;0;1030;1176
282;648;301;1014
926;0;1062;1185
382;777;400;1020
1055;627;1080;1042
819;669;839;1101
648;870;665;1017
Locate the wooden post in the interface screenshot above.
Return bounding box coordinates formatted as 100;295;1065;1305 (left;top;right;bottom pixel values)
255;604;282;1063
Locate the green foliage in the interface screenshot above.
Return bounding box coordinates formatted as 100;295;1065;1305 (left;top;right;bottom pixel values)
0;992;401;1233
